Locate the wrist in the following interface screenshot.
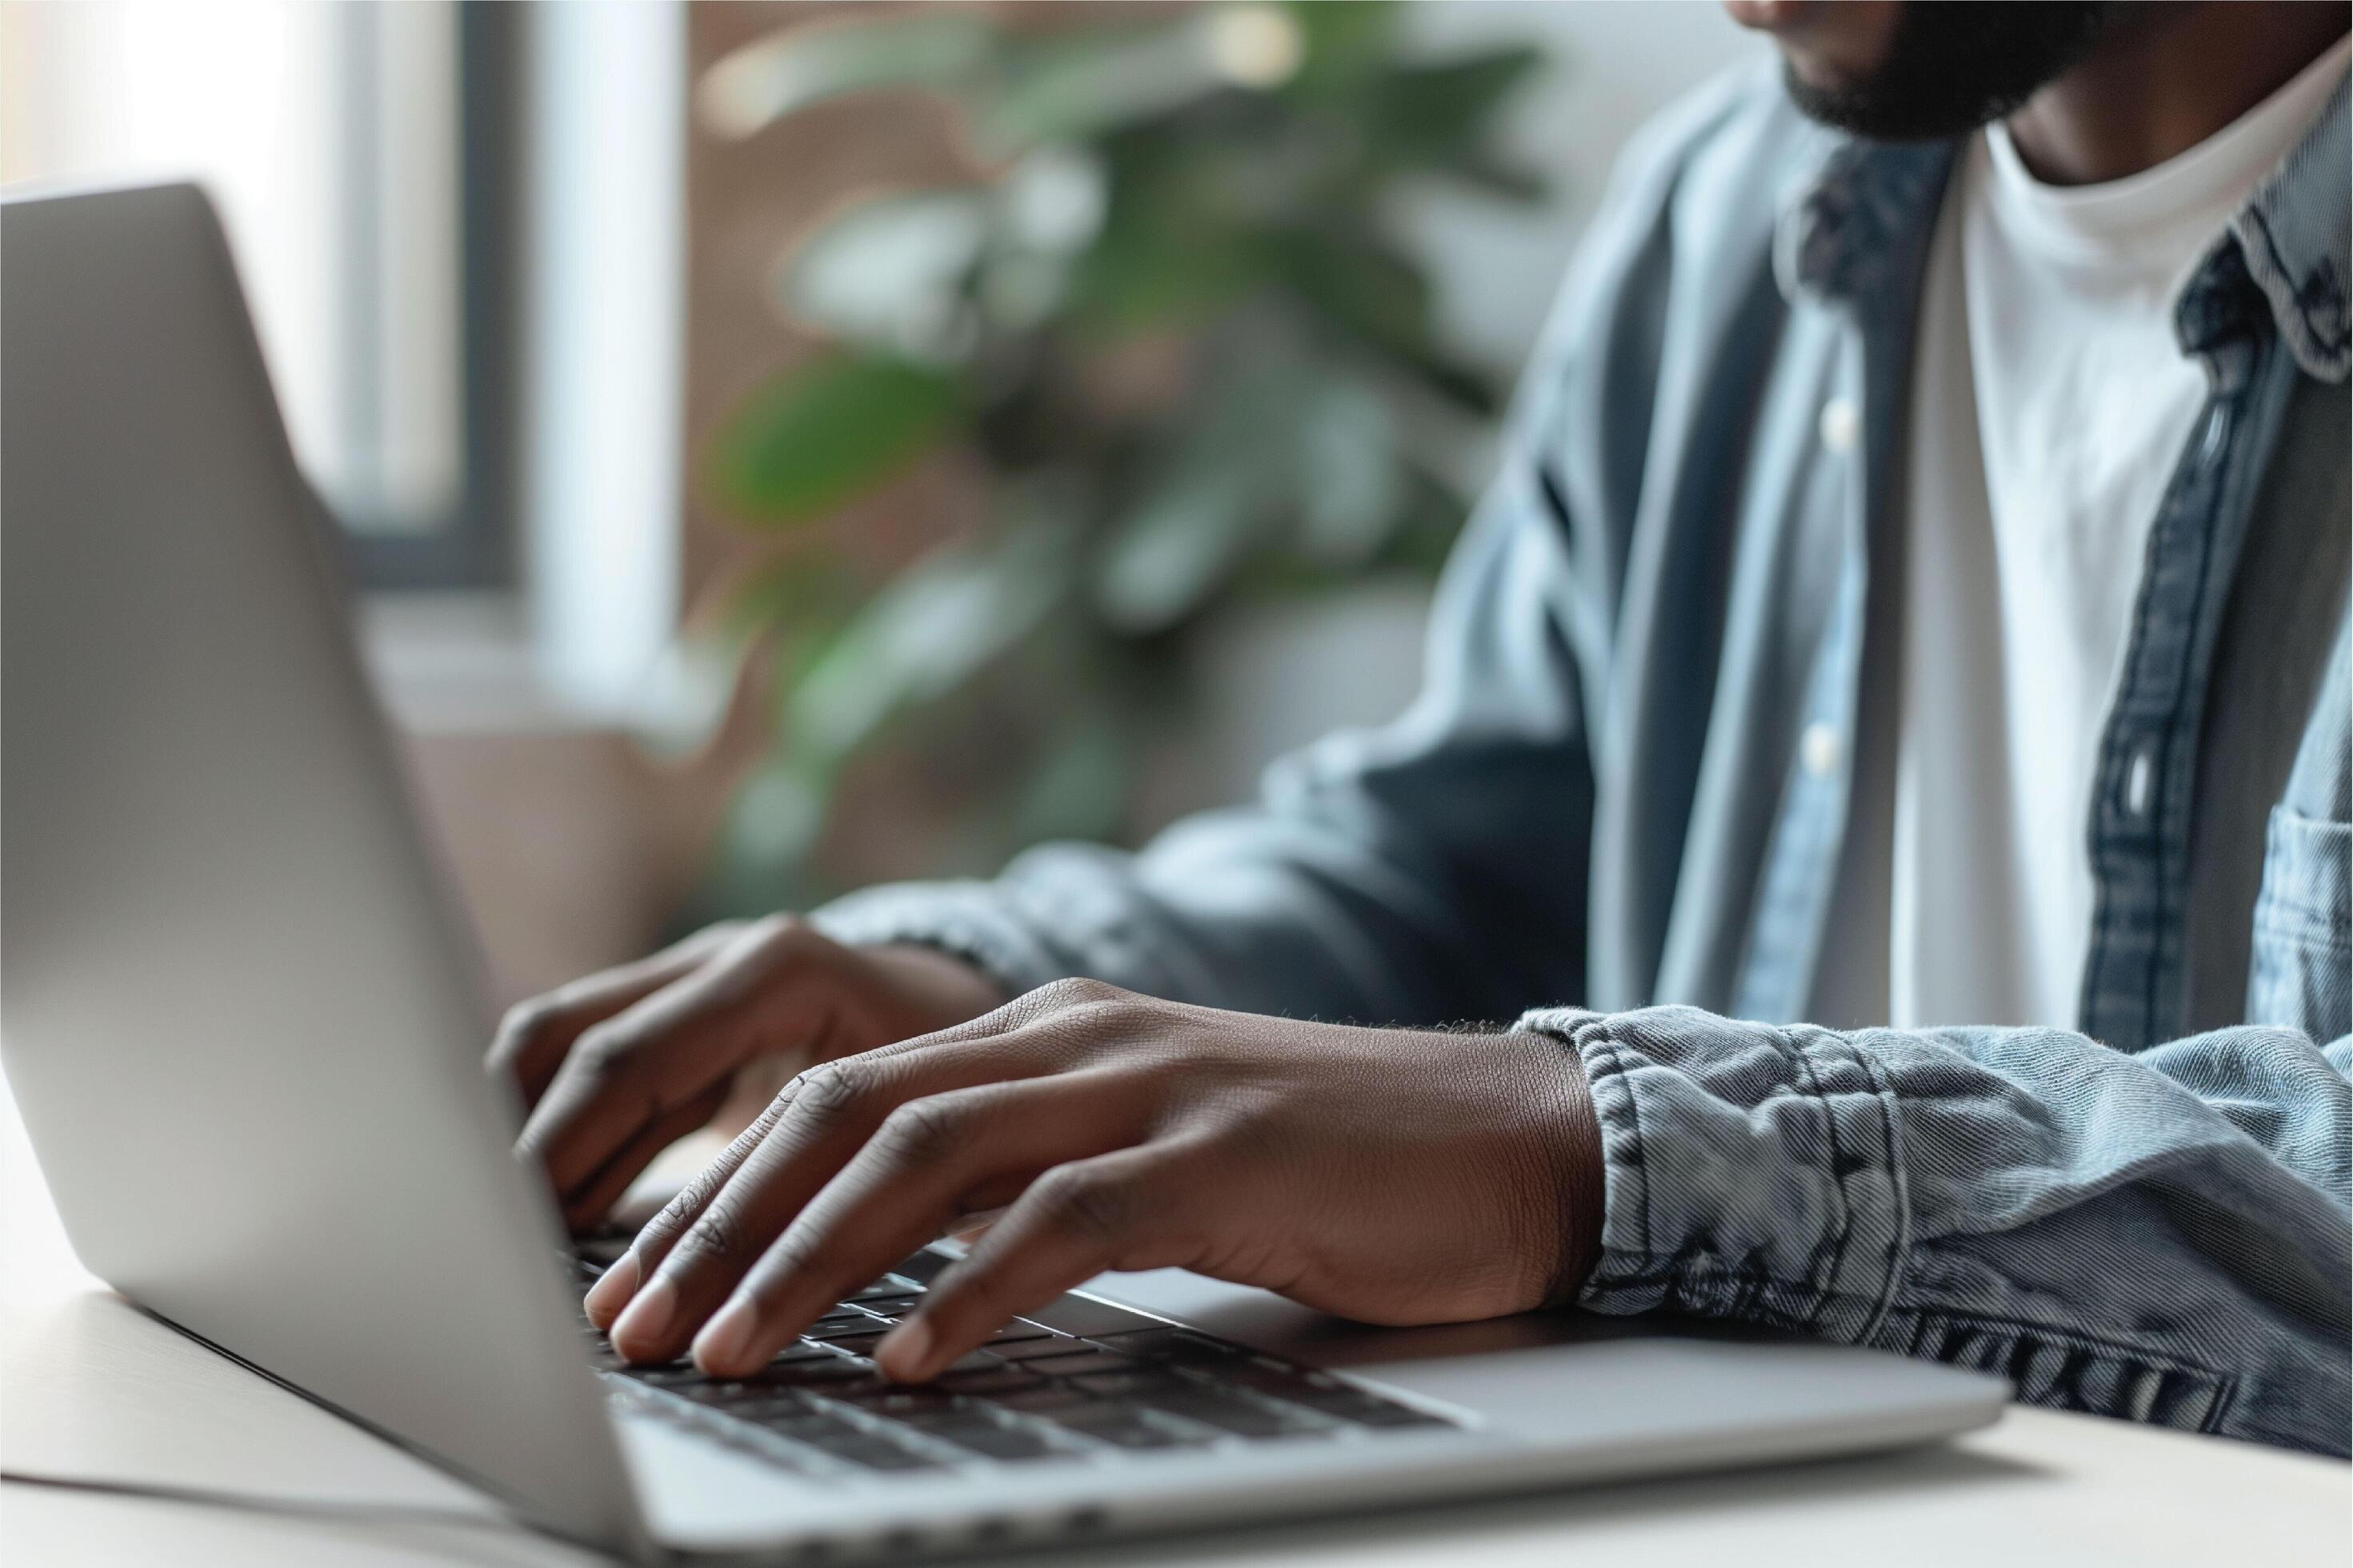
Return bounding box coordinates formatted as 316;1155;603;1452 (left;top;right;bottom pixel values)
1550;1038;1607;1302
862;942;1011;1027
1508;1024;1606;1306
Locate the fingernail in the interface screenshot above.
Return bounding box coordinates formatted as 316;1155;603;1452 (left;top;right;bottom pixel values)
694;1297;760;1374
611;1275;676;1358
878;1316;934;1382
583;1251;641;1329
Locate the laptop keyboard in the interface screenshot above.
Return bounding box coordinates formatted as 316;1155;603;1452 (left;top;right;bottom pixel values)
570;1244;1459;1480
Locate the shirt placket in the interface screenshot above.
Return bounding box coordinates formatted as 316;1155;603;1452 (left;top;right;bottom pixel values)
2079;255;2289;1048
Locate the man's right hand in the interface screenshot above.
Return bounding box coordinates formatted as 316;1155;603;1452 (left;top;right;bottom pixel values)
486;918;1007;1230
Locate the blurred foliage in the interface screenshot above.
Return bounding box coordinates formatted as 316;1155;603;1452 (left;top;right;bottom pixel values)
695;0;1546;912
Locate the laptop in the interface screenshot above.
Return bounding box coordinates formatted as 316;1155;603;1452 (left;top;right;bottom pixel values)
0;182;2006;1562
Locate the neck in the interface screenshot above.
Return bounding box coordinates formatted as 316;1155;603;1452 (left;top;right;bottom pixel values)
2005;2;2348;186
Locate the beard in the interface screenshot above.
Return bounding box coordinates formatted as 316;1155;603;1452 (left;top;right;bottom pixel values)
1783;2;2122;141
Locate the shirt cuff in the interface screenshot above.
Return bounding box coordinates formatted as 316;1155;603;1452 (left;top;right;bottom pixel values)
1513;1003;1911;1346
807;878;1069;1002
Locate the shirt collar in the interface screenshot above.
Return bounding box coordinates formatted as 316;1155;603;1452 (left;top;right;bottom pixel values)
1775;73;2351;384
1772;135;1953;309
2194;70;2349;382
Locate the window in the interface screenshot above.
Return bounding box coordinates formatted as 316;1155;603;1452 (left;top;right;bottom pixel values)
0;0;521;590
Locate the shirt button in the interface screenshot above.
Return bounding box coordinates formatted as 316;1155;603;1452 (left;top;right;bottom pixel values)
1800;722;1843;778
2125;748;2155;817
2197;403;2231;466
1819;398;1860;456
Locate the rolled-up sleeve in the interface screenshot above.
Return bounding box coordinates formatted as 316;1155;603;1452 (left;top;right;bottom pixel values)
1519;1004;2353;1454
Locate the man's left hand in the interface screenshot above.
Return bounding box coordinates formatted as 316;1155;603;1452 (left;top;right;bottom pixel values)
581;978;1607;1382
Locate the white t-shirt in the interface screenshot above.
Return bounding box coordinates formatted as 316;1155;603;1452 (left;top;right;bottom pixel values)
1818;37;2351;1031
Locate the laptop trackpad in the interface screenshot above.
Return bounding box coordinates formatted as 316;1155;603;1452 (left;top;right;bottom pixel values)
1074;1266;1639;1370
1074;1266;2007;1450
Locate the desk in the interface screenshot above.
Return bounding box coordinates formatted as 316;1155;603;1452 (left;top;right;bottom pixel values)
5;1075;2344;1567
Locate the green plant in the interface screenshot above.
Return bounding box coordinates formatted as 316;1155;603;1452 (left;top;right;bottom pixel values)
697;0;1545;911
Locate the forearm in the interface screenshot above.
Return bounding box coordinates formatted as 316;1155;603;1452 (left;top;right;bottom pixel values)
811;804;1555;1025
1523;1006;2353;1455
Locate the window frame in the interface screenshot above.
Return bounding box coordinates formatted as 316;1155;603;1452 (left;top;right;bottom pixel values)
342;0;522;594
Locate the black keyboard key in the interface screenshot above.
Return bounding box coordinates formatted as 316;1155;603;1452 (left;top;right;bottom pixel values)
623;1363;709;1387
1265;1382;1451;1427
889;1250;949;1285
1211;1359;1346;1397
1018;1294;1165;1338
719;1396;821;1422
1085;1327;1207;1359
989;1319;1058;1344
758;1358;881;1388
842;1275;921;1302
756;1412;870;1446
1339;1402;1456;1430
831;1387;959;1417
672;1379;799;1407
808;1307;882;1331
816;1298;881;1317
827;1436;946;1473
1068;1370;1198;1399
989;1334;1086;1362
936;1366;1045;1396
573;1230;634;1267
814;1330;888;1356
854;1295;923;1318
927;1421;1062;1462
1044;1407;1207;1450
1143;1388;1302;1439
987;1384;1096;1414
1022;1349;1141;1378
732;1340;838;1369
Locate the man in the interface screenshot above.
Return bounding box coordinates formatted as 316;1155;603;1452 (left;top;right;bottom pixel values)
492;2;2352;1454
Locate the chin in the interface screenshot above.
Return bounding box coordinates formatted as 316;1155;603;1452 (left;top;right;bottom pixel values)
1724;0;1901;90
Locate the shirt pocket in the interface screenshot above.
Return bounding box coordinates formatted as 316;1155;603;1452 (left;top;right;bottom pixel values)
2246;805;2351;1038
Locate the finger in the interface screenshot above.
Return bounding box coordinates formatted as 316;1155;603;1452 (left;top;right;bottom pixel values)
585;1089;800;1329
689;1073;1150;1376
486;924;739;1110
621;1013;1106;1290
605;1029;1085;1365
556;1079;730;1234
520;922;824;1201
850;974;1138;1061
878;1146;1203;1382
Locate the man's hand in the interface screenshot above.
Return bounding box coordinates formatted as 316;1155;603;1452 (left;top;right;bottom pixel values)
486;918;1008;1230
582;978;1606;1383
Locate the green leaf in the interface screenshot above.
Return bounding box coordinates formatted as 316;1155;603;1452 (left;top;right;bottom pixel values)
707;354;963;526
1068;211;1265;332
696;13;995;140
784;521;1078;763
1092;348;1322;632
1365;48;1545;162
1094;464;1263;634
1297;378;1404;565
1284;0;1399;92
778;190;990;356
1273;227;1499;414
982;19;1226;152
1435;150;1550;204
719;758;832;877
718;546;865;642
1012;706;1133;844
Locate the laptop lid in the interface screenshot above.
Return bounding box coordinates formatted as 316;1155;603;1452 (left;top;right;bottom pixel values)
0;181;646;1556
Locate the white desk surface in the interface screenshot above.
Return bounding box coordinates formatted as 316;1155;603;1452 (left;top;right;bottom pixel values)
5;1073;2345;1568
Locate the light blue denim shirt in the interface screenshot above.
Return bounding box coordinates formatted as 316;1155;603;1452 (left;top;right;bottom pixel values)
818;62;2353;1455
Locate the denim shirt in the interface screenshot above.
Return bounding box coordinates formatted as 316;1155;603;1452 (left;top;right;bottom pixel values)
818;62;2353;1455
